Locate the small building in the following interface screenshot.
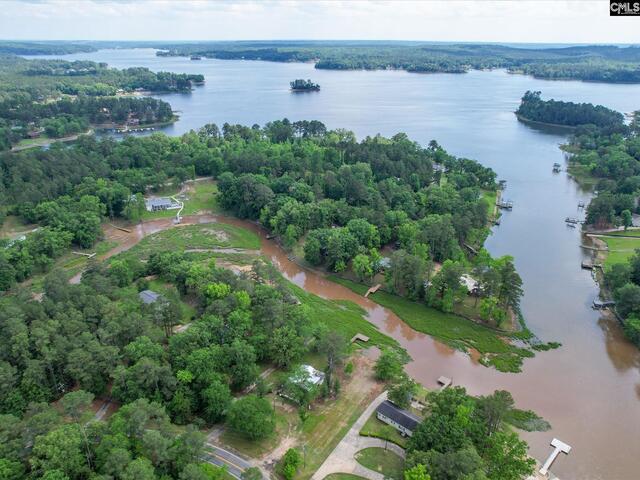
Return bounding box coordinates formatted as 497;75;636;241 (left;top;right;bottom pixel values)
145;197;180;212
459;274;478;293
279;364;326;404
139;289;161;304
376;400;421;437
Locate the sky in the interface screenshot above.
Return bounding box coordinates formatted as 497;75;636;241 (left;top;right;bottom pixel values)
1;0;638;44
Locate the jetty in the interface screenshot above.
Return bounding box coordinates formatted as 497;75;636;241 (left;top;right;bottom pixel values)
437;376;452;390
593;299;616;309
581;260;602;270
497;199;513;210
350;333;370;344
364;283;382;298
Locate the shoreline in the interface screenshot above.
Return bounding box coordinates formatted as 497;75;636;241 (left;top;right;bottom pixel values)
514;113;578;132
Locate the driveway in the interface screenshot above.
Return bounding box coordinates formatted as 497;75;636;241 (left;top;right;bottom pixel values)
312;391;406;480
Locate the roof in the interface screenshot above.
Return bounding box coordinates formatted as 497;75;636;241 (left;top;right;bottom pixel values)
376;400;421;431
145;197;175;208
139;290;161;304
301;364;325;386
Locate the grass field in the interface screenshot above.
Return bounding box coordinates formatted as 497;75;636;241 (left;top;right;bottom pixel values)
324;474;367;480
359;412;408;448
290;283;402;353
329;276;534;373
355;447;404;480
602;236;640;268
114;223;261;263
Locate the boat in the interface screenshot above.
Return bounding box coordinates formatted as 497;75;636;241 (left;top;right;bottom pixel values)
497;200;513;210
190;55;202;60
578;201;585;208
553;162;562;173
565;217;580;224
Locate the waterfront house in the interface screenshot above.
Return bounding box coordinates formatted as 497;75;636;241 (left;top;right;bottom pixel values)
376;400;421;437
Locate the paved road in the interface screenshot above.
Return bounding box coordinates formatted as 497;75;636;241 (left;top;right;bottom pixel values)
312;391;406;480
202;443;251;479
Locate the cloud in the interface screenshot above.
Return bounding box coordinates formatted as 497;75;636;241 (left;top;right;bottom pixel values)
0;0;636;43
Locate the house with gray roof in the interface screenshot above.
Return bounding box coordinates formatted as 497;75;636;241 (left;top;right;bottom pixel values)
376;400;421;437
145;197;180;212
139;289;162;304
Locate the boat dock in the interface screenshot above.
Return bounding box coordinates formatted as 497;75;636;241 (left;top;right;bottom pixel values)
497;199;513;210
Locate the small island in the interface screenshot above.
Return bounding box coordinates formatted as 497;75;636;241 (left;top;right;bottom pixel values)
290;78;320;92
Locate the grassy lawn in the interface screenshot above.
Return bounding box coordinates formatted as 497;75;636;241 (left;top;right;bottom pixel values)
359;412;408;448
567;163;598;189
482;189;497;218
183;179;219;215
329;277;534;373
602;236;640;268
355;447;404;480
142;178;219;220
113;223;261;262
289;283;402;352
147;279;197;323
324;475;368;480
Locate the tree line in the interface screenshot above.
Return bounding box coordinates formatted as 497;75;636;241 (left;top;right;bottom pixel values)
152;41;640;83
516;90;626;130
0;55;201;150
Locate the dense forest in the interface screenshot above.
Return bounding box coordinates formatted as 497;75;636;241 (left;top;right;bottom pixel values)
153;41;640;83
0;120;523;330
516;91;626;130
0;41;97;55
0;55;202;150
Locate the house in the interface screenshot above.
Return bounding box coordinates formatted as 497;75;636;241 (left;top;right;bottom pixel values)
376;400;421;437
279;364;326;404
459;274;479;294
145;197;180;212
296;365;325;389
139;289;161;304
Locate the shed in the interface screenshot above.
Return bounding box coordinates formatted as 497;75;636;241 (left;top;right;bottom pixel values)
376;400;421;437
139;290;161;304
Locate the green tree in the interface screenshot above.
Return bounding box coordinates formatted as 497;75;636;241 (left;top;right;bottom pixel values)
30;424;87;480
226;395;275;440
388;374;418;408
483;430;535;480
353;253;373;282
201;379;232;424
374;349;404;381
622;209;633;230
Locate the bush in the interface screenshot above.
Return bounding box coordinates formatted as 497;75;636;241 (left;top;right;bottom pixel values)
278;448;302;480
